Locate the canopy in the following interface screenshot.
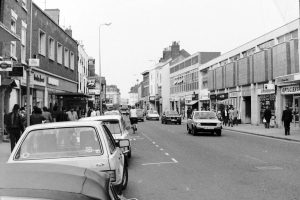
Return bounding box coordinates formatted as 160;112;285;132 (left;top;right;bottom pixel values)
186;100;198;106
0;22;20;42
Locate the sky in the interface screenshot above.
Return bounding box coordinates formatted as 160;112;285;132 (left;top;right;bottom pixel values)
34;0;298;99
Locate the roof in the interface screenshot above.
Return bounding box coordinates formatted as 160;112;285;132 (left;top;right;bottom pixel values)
79;115;122;121
0;163;110;200
25;121;101;131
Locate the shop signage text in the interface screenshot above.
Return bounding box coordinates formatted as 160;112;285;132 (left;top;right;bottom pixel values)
33;73;46;86
48;77;59;86
0;61;12;71
281;85;300;94
149;96;155;101
216;93;228;101
229;91;240;98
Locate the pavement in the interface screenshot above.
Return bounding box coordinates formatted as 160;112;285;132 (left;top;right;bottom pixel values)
182;118;300;142
0;141;10;164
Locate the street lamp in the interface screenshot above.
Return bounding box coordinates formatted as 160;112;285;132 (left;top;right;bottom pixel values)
98;22;111;114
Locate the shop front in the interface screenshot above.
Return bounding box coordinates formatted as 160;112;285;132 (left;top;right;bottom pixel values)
257;88;276;124
199;89;210;111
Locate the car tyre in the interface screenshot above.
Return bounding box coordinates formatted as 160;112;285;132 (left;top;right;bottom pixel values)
178;121;181;125
216;130;222;136
191;126;196;136
121;166;128;190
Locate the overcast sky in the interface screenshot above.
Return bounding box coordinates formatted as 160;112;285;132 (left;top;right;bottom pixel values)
34;0;298;99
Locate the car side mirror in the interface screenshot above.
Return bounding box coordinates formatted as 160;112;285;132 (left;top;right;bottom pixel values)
118;139;130;148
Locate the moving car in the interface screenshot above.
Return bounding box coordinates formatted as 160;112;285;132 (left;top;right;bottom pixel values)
80;115;132;158
146;110;160;120
8;121;130;193
161;110;182;124
0;163;137;200
136;109;144;122
187;111;222;136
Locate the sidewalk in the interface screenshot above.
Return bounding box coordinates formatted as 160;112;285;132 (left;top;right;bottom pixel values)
182;118;300;142
0;141;10;164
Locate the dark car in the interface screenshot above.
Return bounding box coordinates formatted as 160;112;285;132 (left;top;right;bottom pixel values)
0;163;137;200
161;110;182;124
136;109;144;121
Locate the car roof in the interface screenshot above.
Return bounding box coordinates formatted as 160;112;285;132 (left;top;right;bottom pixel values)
79;115;121;121
25;121;102;132
0;163;111;200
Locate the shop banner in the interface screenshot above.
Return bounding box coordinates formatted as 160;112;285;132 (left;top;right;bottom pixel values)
216;93;228;101
281;85;300;95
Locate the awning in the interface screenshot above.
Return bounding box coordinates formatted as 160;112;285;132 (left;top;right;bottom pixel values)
186;100;198;106
1;78;17;87
0;22;20;42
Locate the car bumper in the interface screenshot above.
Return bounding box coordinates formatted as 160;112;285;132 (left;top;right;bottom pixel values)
195;126;222;132
165;118;181;123
147;117;159;120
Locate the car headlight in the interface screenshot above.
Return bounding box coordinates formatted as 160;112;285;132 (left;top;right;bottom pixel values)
217;123;222;127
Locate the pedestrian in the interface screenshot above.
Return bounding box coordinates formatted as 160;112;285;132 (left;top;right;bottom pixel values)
96;108;101;116
228;107;234;127
187;107;192;119
263;105;272;128
4;104;25;152
19;107;27;127
232;107;238;126
56;107;69;122
30;107;46;125
222;108;228;126
281;106;293;135
66;108;78;121
51;105;59;122
42;106;53;123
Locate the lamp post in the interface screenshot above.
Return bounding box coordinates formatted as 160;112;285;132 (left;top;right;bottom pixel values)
98;22;111;115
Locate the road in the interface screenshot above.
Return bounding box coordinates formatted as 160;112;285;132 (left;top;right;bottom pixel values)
123;119;300;200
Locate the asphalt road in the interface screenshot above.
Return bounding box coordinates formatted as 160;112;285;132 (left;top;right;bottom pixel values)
123;119;300;200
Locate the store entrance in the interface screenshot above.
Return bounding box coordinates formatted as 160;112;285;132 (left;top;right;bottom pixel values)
244;96;251;123
293;95;300;126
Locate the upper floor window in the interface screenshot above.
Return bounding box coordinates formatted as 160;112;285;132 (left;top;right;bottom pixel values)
191;56;199;65
57;43;63;64
64;48;69;67
70;51;75;70
21;22;27;64
39;30;46;56
48;37;55;61
10;15;17;59
11;19;16;33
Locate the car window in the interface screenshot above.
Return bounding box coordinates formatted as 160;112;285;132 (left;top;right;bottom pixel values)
101;120;122;135
193;112;217;119
14;127;102;161
102;125;117;154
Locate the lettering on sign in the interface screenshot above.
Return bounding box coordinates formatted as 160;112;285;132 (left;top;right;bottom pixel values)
281;85;300;94
0;61;12;71
33;72;46;86
48;77;59;86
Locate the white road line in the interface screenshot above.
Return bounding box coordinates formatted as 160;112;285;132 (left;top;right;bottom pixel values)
172;158;178;163
165;152;169;156
152;142;156;144
244;155;267;163
155;145;159;147
142;161;176;166
160;148;164;151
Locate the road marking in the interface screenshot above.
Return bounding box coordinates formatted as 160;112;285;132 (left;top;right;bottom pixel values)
155;145;159;147
244;155;267;163
142;161;176;166
165;152;169;156
160;148;164;151
171;158;178;163
152;141;156;144
255;166;283;170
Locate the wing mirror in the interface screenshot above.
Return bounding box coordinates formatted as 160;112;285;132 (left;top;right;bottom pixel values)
118;139;130;148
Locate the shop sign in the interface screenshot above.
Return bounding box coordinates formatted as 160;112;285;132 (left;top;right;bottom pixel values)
229;91;240;98
216;93;228;101
28;58;40;67
87;79;96;89
8;66;23;77
33;72;46;87
210;94;216;100
88;89;100;95
0;60;12;71
257;88;275;95
149;96;155;101
281;85;300;94
48;77;59;86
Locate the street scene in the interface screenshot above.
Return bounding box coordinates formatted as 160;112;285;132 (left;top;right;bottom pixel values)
1;0;300;199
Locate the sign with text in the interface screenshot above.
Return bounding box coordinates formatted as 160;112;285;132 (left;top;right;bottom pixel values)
281;85;300;95
29;59;40;67
9;66;24;77
0;60;12;71
33;72;46;86
48;77;59;86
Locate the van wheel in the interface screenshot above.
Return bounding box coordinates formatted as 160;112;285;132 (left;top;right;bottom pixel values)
191;126;196;136
216;130;222;136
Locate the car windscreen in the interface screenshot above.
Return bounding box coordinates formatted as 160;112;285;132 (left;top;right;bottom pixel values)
14;127;102;161
101;120;122;135
149;110;158;114
194;112;217;119
166;111;178;115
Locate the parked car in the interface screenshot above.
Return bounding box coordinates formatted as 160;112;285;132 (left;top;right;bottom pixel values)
8;121;130;193
186;111;222;136
0;163;137;200
161;110;181;124
80;115;132;159
146;110;160;120
136;109;144;122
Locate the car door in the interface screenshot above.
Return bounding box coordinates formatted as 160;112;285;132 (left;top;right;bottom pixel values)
102;124;124;185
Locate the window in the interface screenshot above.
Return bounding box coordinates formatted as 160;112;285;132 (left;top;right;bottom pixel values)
64;48;69;67
48;37;55;60
11;19;16;33
21;22;27;63
57;43;63;64
39;30;46;56
70;51;75;70
10;17;17;59
185;59;191;68
102;125;116;154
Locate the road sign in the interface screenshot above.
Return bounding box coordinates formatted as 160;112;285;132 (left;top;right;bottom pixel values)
8;66;23;77
0;60;12;71
29;58;40;67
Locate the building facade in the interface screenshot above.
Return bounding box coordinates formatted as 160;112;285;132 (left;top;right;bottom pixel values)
141;70;149;109
206;19;300;126
78;43;88;94
106;85;121;105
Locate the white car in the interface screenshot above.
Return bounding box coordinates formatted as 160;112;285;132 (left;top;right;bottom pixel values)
80;115;132;158
146;110;160;120
7;121;129;193
187;111;222;136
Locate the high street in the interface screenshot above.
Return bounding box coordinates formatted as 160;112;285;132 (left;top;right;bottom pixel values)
124;120;300;200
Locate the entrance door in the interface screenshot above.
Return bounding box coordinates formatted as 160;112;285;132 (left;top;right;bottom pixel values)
293;96;300;127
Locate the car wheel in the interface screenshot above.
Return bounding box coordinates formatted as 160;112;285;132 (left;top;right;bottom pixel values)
121;166;128;190
191;126;196;136
178;121;181;125
216;130;222;136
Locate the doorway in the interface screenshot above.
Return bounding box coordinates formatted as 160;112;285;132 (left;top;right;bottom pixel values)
244;96;251;123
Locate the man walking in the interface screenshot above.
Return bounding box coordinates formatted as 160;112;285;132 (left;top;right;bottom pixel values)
66;108;78;121
4;104;25;152
282;106;293;135
263;105;272;129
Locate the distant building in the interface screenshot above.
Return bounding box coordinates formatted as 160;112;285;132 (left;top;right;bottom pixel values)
78;43;89;94
128;84;139;106
106;85;121;105
88;57;96;77
87;75;106;109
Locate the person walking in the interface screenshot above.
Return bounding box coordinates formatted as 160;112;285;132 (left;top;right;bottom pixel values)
42;107;53;123
30;107;46;125
51;105;59;122
232;107;239;126
187;107;192;119
228;107;234;127
66;108;78;121
56;107;69;122
263;106;272;129
4;104;25;152
282;106;293;135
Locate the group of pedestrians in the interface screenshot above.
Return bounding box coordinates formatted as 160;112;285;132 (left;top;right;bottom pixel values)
221;106;239;127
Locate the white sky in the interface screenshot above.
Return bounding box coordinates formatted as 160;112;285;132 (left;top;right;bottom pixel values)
34;0;298;99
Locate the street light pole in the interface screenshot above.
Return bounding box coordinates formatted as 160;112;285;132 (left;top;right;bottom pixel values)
98;23;111;115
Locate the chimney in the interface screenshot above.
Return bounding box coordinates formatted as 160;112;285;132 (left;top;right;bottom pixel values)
44;9;60;25
171;41;180;59
65;26;72;37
